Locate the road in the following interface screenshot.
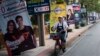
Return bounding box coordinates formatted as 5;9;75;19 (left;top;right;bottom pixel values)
62;22;100;56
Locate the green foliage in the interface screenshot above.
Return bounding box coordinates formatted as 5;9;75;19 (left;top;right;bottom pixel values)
31;15;38;25
56;0;64;2
80;0;100;12
44;13;50;21
50;0;64;2
27;0;42;3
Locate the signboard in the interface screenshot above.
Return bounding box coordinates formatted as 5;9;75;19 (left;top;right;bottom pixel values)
50;2;67;33
0;0;36;56
73;6;80;11
72;4;80;11
34;6;49;12
0;0;32;33
81;8;86;13
67;5;74;13
66;5;75;24
27;0;50;14
72;3;81;21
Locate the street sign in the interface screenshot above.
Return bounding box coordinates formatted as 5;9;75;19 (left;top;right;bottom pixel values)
27;0;50;14
34;6;49;12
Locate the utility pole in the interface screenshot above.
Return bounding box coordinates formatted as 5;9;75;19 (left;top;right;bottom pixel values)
37;14;45;46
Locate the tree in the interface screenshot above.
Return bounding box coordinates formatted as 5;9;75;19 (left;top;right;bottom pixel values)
79;0;100;12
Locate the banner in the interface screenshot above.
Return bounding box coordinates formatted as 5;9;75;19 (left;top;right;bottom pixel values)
50;2;67;33
0;0;36;56
67;5;74;14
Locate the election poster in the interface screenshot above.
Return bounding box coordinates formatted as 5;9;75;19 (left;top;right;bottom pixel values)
50;2;67;33
0;0;36;56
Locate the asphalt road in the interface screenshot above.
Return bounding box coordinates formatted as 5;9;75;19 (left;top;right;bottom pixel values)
62;22;100;56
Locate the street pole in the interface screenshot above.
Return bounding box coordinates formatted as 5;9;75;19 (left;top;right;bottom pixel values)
37;14;45;46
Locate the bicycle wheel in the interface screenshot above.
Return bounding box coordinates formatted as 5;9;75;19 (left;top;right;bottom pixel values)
54;45;60;56
61;42;66;53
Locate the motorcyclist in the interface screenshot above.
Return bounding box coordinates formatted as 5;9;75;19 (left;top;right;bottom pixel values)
52;16;68;52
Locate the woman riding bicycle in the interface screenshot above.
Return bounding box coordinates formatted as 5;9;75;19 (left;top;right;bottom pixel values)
52;16;68;52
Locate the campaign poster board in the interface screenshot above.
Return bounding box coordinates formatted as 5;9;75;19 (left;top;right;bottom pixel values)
50;2;67;33
0;0;36;56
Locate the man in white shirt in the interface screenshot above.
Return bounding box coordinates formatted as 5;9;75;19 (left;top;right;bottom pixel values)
52;16;68;47
52;16;68;52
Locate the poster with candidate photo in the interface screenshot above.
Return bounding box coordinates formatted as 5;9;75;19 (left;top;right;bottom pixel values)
0;0;36;56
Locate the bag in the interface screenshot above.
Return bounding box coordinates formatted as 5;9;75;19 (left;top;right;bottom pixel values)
50;33;59;40
61;30;65;34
